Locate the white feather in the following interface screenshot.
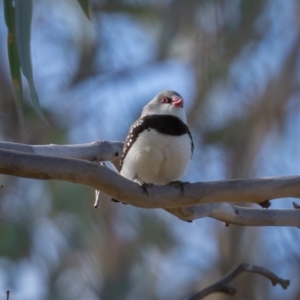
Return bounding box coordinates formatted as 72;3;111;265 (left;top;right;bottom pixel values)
141;93;187;123
120;129;192;184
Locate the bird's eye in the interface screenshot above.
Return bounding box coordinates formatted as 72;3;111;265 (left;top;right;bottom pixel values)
161;97;172;104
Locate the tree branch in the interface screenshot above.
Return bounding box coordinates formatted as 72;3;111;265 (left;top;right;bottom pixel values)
166;203;300;226
184;263;290;300
0;141;300;226
0;141;123;162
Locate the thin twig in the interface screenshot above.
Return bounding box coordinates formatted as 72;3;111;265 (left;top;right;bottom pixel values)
184;263;290;300
94;190;101;208
94;162;108;208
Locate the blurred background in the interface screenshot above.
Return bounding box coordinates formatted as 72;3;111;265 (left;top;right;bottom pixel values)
0;0;300;299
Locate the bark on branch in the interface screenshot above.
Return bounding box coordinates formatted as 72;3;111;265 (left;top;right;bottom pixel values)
0;141;299;226
0;141;123;162
166;203;300;226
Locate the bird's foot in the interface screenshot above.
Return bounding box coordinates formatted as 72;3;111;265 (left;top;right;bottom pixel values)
168;180;190;195
111;198;128;205
259;200;271;209
134;178;153;196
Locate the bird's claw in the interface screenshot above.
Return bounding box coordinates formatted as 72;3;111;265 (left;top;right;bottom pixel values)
168;180;190;195
111;198;128;205
259;200;271;209
134;178;153;196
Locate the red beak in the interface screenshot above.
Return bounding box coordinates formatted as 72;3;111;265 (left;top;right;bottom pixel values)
172;96;183;107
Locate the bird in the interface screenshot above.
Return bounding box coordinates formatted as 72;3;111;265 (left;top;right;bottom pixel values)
95;90;194;212
118;90;193;192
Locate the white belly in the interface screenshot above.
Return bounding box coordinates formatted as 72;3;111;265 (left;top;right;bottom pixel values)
120;129;192;184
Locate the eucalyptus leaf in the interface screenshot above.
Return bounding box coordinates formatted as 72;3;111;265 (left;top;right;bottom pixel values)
77;0;90;19
3;0;23;108
15;0;48;124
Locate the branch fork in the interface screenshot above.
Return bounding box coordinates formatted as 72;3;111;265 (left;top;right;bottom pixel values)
0;141;299;226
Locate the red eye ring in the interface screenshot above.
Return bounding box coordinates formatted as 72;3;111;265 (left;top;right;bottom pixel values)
161;97;171;103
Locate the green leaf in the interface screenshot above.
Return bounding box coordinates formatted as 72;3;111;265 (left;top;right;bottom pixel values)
3;0;23;108
77;0;90;19
14;0;48;124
